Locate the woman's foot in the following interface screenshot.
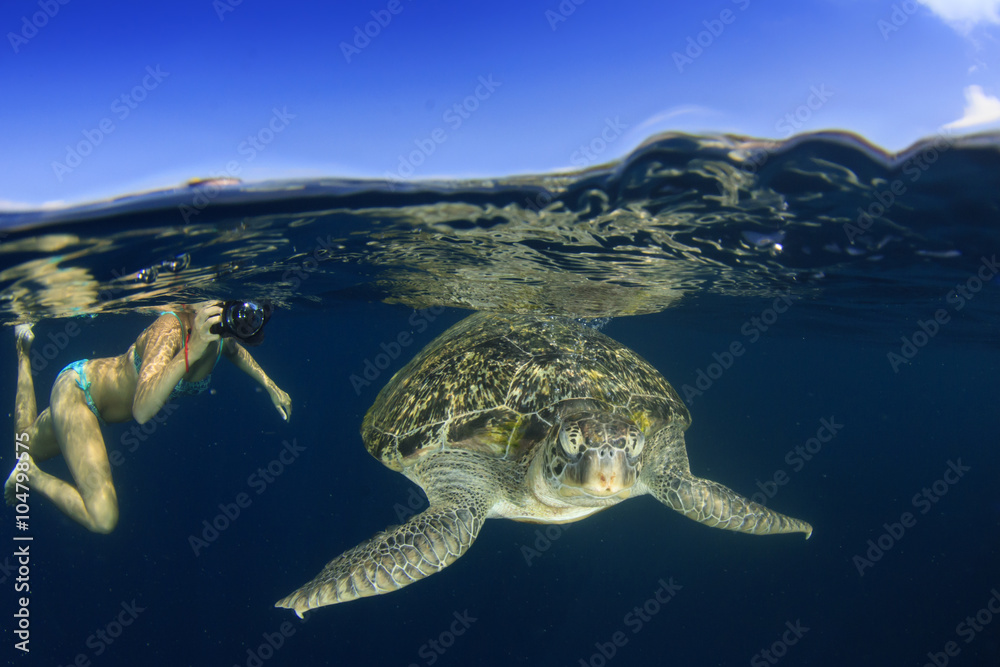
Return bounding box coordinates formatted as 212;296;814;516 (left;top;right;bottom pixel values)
15;323;34;354
4;454;32;506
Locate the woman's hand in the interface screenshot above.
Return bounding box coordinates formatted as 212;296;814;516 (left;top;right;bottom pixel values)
269;385;292;421
187;303;223;359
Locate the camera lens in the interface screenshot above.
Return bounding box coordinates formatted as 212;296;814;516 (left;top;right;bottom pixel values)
228;301;265;337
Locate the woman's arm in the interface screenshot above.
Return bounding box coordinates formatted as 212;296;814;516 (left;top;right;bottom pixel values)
132;325;188;424
132;306;222;424
223;340;292;421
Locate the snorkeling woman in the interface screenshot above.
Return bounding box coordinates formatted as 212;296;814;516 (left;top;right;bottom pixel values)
4;302;292;533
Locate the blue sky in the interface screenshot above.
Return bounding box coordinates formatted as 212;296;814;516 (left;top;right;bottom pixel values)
2;0;999;208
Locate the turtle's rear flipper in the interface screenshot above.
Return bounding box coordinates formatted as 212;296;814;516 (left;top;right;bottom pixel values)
275;504;484;617
644;470;813;538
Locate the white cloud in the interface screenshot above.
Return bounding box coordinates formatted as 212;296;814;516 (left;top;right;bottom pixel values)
918;0;1000;27
944;85;1000;129
0;199;67;212
629;105;720;135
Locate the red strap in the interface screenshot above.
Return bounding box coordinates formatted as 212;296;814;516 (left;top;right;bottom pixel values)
184;331;191;372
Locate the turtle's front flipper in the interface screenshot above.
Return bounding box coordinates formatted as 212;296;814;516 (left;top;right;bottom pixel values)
643;469;813;539
276;452;498;617
275;505;483;617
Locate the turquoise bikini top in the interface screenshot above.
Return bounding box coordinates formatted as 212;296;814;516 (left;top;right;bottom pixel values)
133;311;224;400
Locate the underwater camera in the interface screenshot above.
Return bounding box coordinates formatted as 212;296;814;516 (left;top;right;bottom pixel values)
210;300;272;346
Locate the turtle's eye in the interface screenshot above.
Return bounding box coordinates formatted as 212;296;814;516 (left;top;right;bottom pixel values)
624;427;645;458
559;424;584;456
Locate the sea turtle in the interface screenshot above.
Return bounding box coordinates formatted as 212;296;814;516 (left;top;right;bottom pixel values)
276;312;811;616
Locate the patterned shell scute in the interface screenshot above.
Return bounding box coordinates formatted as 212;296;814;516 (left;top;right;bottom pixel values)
362;312;690;470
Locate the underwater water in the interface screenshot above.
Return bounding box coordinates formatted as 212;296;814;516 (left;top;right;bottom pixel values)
1;132;999;666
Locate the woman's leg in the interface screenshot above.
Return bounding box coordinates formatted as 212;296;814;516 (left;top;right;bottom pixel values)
14;324;36;434
12;372;119;533
5;326;61;506
11;325;59;460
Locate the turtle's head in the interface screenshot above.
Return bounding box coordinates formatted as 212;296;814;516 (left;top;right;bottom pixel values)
545;412;645;501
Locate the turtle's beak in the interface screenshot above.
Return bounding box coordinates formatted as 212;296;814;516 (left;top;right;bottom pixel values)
570;447;637;497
